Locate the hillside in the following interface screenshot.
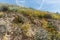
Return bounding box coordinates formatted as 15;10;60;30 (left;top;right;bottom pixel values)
0;4;60;40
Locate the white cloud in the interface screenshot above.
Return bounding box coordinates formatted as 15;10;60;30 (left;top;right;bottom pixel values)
35;0;60;10
15;0;26;6
38;0;45;9
44;0;60;4
33;0;45;9
44;0;60;9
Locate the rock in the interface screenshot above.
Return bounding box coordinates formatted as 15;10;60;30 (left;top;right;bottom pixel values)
0;25;6;33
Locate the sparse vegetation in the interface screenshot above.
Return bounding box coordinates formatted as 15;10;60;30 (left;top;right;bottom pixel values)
0;3;60;40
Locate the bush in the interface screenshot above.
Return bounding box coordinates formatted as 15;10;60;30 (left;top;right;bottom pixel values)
34;28;48;40
9;7;18;12
40;19;48;28
13;15;24;24
46;22;58;34
21;23;30;35
0;6;9;12
44;14;52;19
0;12;4;18
56;33;60;40
38;13;45;18
51;14;59;20
34;28;59;40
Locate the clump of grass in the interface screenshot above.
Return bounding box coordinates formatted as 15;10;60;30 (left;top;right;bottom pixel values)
21;23;31;36
21;23;30;32
0;12;4;18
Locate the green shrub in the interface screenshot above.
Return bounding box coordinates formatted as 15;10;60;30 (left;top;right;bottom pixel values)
9;7;18;12
56;33;60;40
51;14;59;20
0;6;9;12
21;23;30;33
44;14;52;19
34;28;48;40
47;22;58;34
13;15;24;24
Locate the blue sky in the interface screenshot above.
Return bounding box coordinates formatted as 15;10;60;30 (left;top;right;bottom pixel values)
0;0;60;13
